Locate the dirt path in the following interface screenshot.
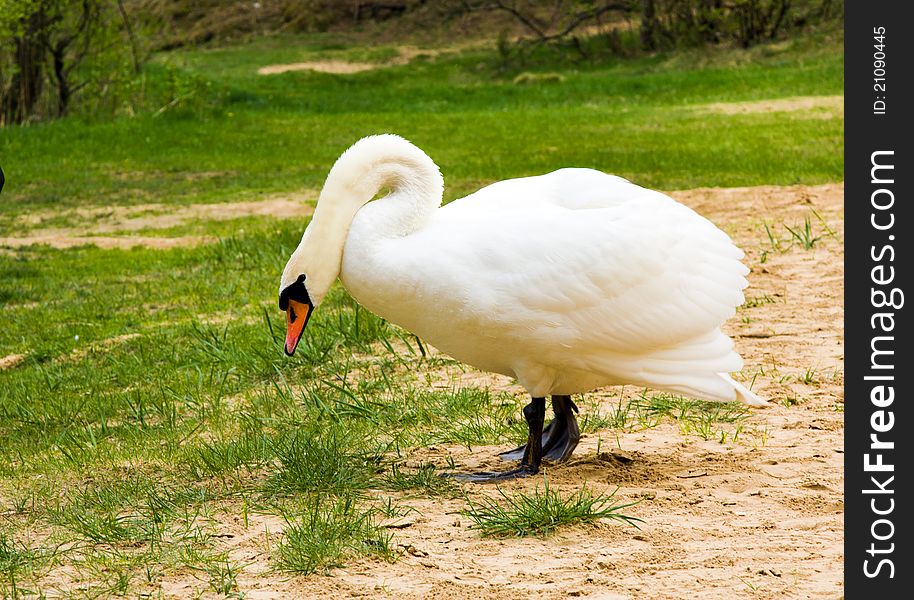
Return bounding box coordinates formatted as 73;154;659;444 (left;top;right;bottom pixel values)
1;195;314;250
257;46;443;75
148;183;844;598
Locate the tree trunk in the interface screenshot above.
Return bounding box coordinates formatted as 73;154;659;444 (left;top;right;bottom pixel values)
51;41;71;116
8;36;45;124
640;0;658;50
767;0;790;39
3;8;49;124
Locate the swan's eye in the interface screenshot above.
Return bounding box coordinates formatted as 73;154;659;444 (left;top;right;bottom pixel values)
279;274;310;311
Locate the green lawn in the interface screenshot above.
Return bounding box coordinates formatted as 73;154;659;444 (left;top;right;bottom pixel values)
0;28;843;596
1;29;842;221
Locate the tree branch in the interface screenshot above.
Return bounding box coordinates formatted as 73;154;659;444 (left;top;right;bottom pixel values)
551;3;630;40
461;1;630;43
117;0;142;74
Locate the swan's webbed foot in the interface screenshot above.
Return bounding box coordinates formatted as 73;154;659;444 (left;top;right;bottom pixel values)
498;395;580;463
451;464;539;483
451;397;546;484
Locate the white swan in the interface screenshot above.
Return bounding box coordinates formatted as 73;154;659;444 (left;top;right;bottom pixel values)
279;134;765;481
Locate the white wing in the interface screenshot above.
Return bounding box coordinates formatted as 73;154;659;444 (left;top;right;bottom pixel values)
367;169;750;400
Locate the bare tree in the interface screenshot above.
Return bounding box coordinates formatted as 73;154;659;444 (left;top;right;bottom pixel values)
456;0;807;57
460;1;632;46
640;0;658;50
1;0;141;124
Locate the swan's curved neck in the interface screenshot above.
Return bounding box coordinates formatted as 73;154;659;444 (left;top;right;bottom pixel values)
281;135;444;306
318;149;442;239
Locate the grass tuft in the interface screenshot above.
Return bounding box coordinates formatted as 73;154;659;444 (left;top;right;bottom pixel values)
275;496;393;575
200;556;242;596
0;532;51;598
186;433;274;480
784;215;822;250
464;476;642;537
380;463;462;498
266;429;377;497
0;532;42;577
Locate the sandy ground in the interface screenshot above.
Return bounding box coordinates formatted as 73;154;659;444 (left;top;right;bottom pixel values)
257;46;443;75
149;183;843;599
14;183;843;598
258;60;383;75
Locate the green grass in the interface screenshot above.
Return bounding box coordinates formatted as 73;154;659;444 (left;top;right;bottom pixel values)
381;463;463;498
596;392;754;442
761;209;840;257
266;427;380;496
742;294;778;309
197;555;242;596
784;215;823;249
0;532;44;580
275;496;394;575
464;476;642;537
0;26;841;596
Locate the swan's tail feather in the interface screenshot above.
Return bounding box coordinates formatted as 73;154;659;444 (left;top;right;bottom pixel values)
582;331;767;406
719;373;768;407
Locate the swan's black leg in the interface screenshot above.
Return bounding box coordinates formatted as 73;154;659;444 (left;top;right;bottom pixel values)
542;395;581;462
498;395;580;463
453;397;545;483
498;419;555;462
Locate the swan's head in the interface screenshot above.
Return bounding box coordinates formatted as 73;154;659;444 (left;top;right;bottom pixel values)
279;224;338;355
278;273;313;356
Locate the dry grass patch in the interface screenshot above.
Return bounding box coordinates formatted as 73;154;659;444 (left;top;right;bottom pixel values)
693;94;843;117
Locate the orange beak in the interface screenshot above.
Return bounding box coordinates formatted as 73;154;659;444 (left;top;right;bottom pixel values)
284;299;313;356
